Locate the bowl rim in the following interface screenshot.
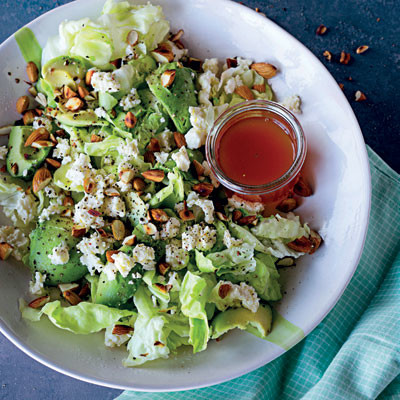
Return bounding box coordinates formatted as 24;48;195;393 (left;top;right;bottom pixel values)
0;0;371;392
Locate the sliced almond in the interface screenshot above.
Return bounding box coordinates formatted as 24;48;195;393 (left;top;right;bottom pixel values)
147;138;160;152
123;235;137;246
32;167;52;193
276;197;297;213
83;177;95;194
143;223;157;235
61;209;72;218
154;283;172;294
31;140;55;149
97;228;109;238
26;62;39;83
356;45;369;54
287;236;313;253
158;262;171;276
253;84;266;93
232;209;243;222
154;341;165;347
309;230;323;254
323;50;332;61
170;29;184;42
63;85;77;99
112;325;134;335
112;220;126;241
216;211;229;221
78;85;90;99
86;69;95;86
110;58;122;69
237;215;258;226
340;51;351;65
106;250;120;263
150;209;169;223
127;30;139;46
193;182;213;197
90;133;103;143
218;284;231;299
186;57;203;71
23;110;37;125
152;43;174;63
161;70;176;88
124;111;137;129
105;187;120;197
179;207;195;221
58;283;79;293
250;62;277;79
24;128;50;147
144;150;156;165
174;131;187;148
63;290;82;306
235;85;254;100
72;226;86;238
65;97;84;112
16;96;30;114
355;90;367;102
142;169;165;182
10;163;19;176
316;24;327;35
0;243;13;260
63;196;74;207
133;177;146;191
193;159;205;177
293;177;313;197
226;58;238;68
28;295;50;309
119;169;135;184
78;283;90;298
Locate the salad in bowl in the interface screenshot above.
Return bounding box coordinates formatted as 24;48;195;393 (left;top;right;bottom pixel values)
0;0;321;367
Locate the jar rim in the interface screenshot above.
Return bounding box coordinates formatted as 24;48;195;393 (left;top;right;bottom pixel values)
205;99;307;195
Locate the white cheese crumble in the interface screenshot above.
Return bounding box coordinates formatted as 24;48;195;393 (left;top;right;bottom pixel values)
0;226;29;260
0;146;8;160
111;252;136;278
65;153;93;188
38;203;64;223
2;192;38;227
165;239;188;270
202;58;219;75
223;230;243;249
119;88;141;111
131;243;156;271
91;71;121;93
215;281;259;313
186;191;215;224
160;217;180;239
154;151;169;165
167;40;188;61
104;325;132;347
33;116;52;132
53;138;72;165
182;224;217;251
48;242;70;265
94;107;108;119
228;194;264;214
171;146;190;172
281;95;302;113
29;272;47;296
103;196;126;218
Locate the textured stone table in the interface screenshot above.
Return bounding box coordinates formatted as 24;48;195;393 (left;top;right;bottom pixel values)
0;0;399;399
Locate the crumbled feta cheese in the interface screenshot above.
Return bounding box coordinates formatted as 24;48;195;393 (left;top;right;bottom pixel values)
0;226;29;260
198;70;220;106
223;230;243;249
94;107;108;119
3;192;38;227
154;151;169;165
131;243;156;271
167;40;188;61
103;196;126;218
202;160;220;188
186;191;215;223
104;325;132;347
203;58;219;75
215;281;259;313
38;203;64;223
117;138;139;161
33;116;52;132
74;194;104;229
171;146;190;172
65;153;93;188
22;169;28;177
119;88;141;111
0;146;8;160
281;95;302;113
53;138;72;165
48;242;70;265
224;75;244;95
111;252;136;278
29;272;47;296
228;194;264;214
160;217;180;239
91;71;121;93
165;240;188;270
182;224;217;251
44;184;59;199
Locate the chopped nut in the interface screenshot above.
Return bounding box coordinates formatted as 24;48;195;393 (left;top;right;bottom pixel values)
193;159;205;177
153;43;174;62
0;243;13;261
112;220;126;241
23;110;37;125
287;236;313;253
154;341;165;347
179;208;195;221
112;325;134;335
340;51;351;65
31;140;55;149
63;290;82;306
158;262;171;276
133;177;146;191
235;85;254;100
253;84;266;93
232;209;243;222
226;58;238;68
356;45;369;54
193;182;213;197
170;29;184;42
16;96;30;114
309;230;323;254
147;138;160;152
323;50;332;62
10;163;18;175
150;208;169;223
154;283;172;293
316;24;327;35
276;197;297;213
78;283;90;298
144;150;156;165
293;177;313;197
83;177;95;194
85;69;95;86
216;211;229;221
250;62;277;79
24;128;49;147
161;70;176;88
90;133;103;143
119;169;135;184
186;57;203;71
63;85;77;99
339;83;344;90
65;97;84;112
218;284;231;299
28;86;38;97
143;223;157;235
110;58;122;69
72;226;86;238
63;196;74;207
78;85;90;99
106;250;120;263
32;167;52;193
124;111;137;129
28;295;50;309
45;158;61;169
355;90;367;102
142;169;165;182
104;187;120;197
97;228;109;238
61;209;73;218
237;215;258;226
26;61;39;83
174;131;187;148
123;235;137;246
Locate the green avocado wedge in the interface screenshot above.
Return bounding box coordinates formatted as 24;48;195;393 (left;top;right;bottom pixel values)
29;216;87;285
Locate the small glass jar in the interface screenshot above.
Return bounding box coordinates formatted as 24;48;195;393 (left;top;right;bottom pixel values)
205;100;307;206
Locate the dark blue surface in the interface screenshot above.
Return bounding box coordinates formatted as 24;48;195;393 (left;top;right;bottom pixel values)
0;1;399;399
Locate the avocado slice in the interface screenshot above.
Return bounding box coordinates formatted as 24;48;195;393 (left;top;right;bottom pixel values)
55;110;106;127
29;216;87;285
211;305;273;340
6;126;51;180
146;62;198;133
42;56;88;90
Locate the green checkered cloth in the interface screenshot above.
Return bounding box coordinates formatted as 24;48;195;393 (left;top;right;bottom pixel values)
117;146;400;400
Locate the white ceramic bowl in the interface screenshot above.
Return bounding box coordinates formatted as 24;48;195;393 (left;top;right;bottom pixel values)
0;0;371;392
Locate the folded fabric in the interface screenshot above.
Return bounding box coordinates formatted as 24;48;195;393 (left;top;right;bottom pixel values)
117;146;400;400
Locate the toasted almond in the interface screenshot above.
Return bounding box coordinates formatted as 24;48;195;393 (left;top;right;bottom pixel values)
235;85;254;100
97;228;109;238
85;69;95;86
250;62;277;79
287;236;314;253
78;283;90;298
28;295;50;309
119;169;135;184
23;110;37;125
316;24;327;35
147;138;160;152
293;177;313;197
110;58;122;69
78;85;90;99
112;325;134;335
174;131;187;148
340;51;351;65
152;43;174;63
32;167;52;193
226;58;238;68
58;283;79;293
323;50;332;61
90;133;103;143
124;111;137;129
193;182;213;197
309;230;323;254
193;159;205;177
24;128;50;147
237;215;258;226
31;140;55;149
186;57;203;71
142;169;165;182
61;209;72;218
0;243;13;260
63;196;74;207
55;129;66;137
179;208;195;221
158;262;171;276
339;83;344;90
161;70;176;88
63;85;77;99
83;177;95;194
218;283;231;299
355;90;367;102
144;150;156;165
10;163;18;175
65;97;84;112
356;45;369;54
72;226;86;238
106;250;120;263
232;209;243;222
112;220;126;241
170;29;184;42
26;62;39;83
216;211;229;221
154;283;172;294
150;208;169;223
253;84;266;93
123;235;137;246
63;290;82;306
143;223;157;235
154;341;165;347
127;29;139;46
276;197;297;213
133;177;146;191
16;96;30;114
49;133;58;145
104;187;120;197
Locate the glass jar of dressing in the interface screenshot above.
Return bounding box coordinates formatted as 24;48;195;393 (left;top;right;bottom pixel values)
205;100;306;207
